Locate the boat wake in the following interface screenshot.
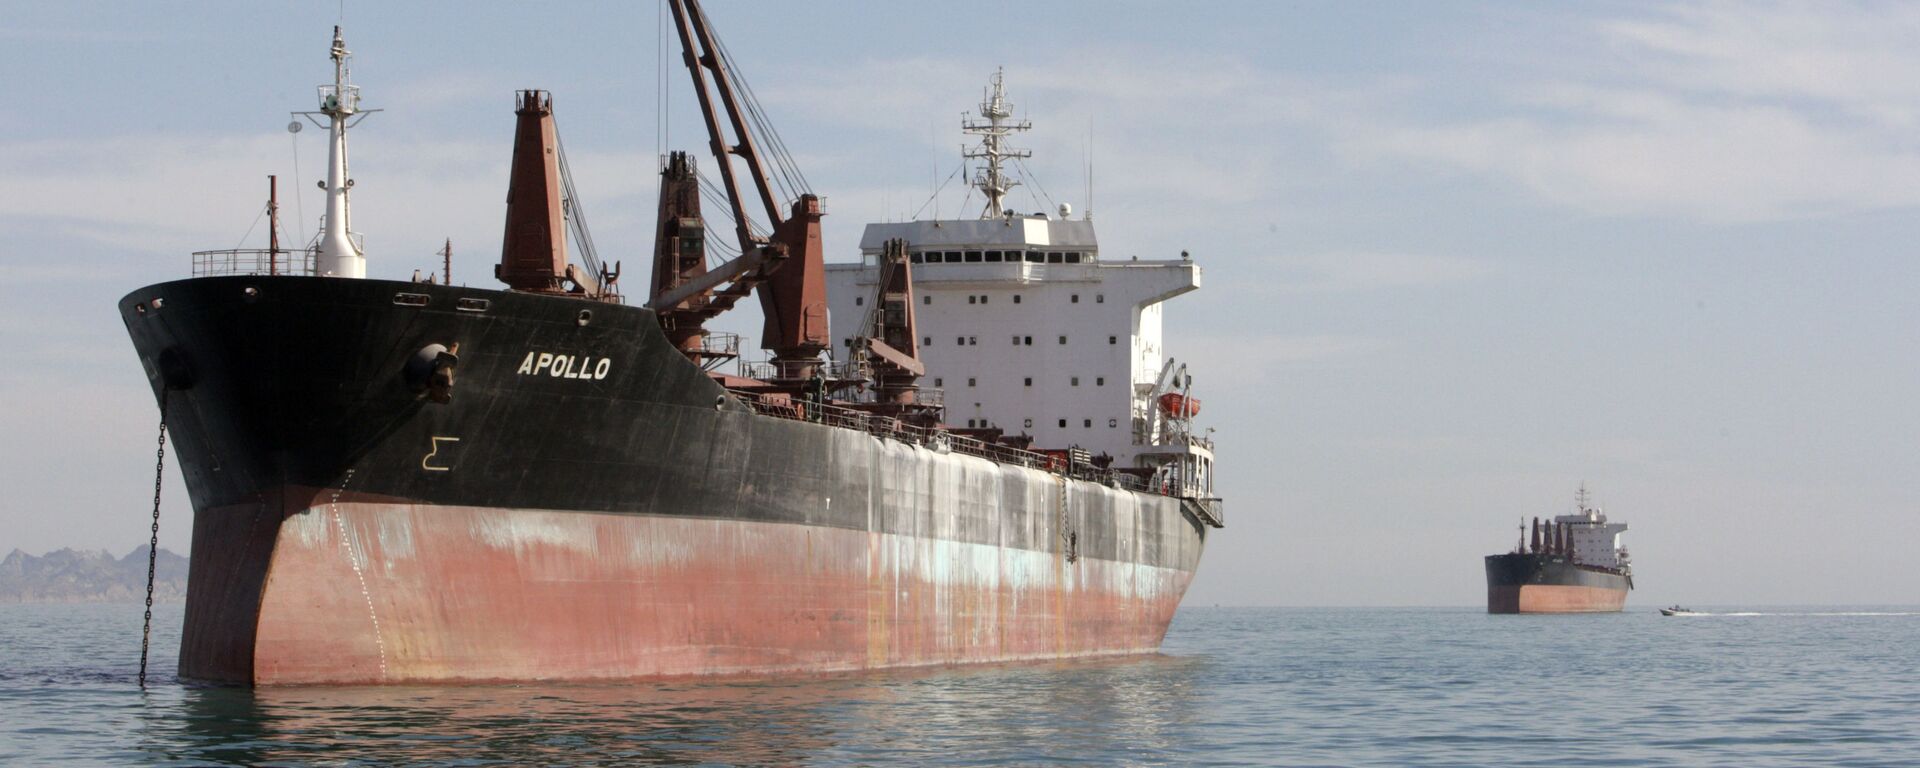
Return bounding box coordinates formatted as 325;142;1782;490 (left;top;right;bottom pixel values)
1670;611;1919;617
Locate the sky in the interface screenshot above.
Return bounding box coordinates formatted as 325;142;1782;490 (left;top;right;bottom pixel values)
1;1;1916;607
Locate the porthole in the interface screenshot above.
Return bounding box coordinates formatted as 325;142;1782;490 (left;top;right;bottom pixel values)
577;309;593;326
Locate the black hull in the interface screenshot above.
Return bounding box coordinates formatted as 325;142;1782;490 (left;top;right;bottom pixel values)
120;276;1210;682
1484;553;1631;614
1484;553;1632;591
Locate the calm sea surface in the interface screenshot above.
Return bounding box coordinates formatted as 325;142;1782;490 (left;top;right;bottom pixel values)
1;604;1915;766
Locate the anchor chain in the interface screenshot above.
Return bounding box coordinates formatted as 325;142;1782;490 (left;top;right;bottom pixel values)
139;393;168;689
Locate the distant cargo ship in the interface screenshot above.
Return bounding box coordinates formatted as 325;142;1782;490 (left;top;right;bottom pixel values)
1485;486;1632;614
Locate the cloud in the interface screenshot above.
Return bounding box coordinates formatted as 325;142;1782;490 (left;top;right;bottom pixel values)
1325;3;1920;222
1177;332;1392;394
1600;3;1920;127
0;130;663;286
1270;251;1492;293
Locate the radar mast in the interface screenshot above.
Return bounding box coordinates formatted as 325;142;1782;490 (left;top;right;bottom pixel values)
962;69;1032;219
300;26;379;278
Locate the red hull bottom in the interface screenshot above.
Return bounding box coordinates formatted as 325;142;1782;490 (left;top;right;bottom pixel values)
182;498;1194;684
1487;585;1628;614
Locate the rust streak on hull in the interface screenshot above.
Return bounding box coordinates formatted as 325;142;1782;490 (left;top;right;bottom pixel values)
1486;584;1628;614
192;498;1191;685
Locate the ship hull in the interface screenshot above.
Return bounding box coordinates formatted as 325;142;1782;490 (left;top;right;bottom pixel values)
1484;553;1629;614
122;276;1208;684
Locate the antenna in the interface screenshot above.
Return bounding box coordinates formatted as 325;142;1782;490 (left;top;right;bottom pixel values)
267;175;281;276
1085;120;1094;221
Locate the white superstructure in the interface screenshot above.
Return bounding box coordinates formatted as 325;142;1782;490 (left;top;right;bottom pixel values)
824;73;1215;500
1556;485;1631;571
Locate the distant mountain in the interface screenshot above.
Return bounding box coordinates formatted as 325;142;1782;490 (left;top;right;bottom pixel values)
0;546;189;604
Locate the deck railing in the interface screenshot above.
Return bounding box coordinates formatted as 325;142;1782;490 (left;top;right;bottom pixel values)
727;389;1188;498
192;248;318;277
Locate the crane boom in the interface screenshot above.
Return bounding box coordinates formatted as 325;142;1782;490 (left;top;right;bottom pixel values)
656;0;830;376
668;0;779;257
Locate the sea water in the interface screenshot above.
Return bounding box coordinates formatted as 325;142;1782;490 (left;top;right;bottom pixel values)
1;604;1914;766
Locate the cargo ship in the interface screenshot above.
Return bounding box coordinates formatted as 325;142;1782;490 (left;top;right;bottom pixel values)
1485;486;1631;614
118;3;1222;685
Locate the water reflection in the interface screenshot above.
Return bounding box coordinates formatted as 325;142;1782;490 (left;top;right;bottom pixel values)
142;654;1205;766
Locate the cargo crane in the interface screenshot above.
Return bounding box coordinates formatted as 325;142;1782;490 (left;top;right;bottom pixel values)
648;0;828;382
496;89;621;302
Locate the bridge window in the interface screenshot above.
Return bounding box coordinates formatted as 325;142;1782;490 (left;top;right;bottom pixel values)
1065;252;1083;263
1047;252;1064;264
964;251;982;263
1026;251;1043;263
985;250;1003;262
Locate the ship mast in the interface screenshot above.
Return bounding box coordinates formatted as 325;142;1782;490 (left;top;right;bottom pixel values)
308;26;375;278
963;69;1031;219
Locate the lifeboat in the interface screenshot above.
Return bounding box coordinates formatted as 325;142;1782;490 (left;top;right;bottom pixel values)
1157;392;1201;418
